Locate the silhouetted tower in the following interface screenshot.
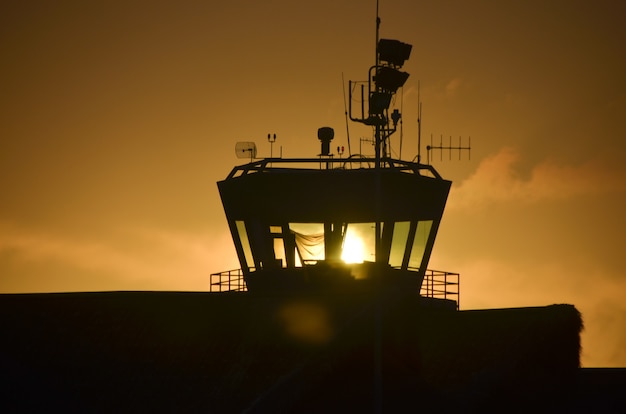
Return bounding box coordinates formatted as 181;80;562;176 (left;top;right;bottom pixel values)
214;14;454;304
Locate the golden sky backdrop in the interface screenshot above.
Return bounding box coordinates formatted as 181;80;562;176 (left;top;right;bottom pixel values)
1;1;625;367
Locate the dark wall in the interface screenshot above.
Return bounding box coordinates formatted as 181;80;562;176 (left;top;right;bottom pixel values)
0;292;591;413
218;169;451;223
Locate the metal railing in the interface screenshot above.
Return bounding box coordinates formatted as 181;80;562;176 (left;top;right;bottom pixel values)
420;269;460;310
225;156;443;180
210;267;460;307
209;269;247;292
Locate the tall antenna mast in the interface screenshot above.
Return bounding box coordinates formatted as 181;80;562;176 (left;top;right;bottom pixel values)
375;0;380;69
374;0;382;169
347;0;411;165
374;7;383;411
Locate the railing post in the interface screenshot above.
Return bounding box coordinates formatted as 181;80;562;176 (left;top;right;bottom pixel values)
456;274;461;310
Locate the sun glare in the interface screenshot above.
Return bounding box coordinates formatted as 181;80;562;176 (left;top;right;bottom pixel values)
341;233;365;264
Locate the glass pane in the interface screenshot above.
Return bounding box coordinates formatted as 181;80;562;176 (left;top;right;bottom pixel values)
273;238;286;267
342;222;376;263
236;220;254;269
389;221;410;268
289;223;324;234
409;220;433;269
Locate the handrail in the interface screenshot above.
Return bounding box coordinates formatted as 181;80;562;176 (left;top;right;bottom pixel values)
209;269;248;292
225;157;443;180
420;269;460;310
209;267;460;309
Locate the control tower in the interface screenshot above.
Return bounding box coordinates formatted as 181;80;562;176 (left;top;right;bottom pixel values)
213;30;457;306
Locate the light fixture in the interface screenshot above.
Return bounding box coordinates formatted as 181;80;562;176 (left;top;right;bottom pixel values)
369;91;392;115
378;39;412;68
374;66;409;93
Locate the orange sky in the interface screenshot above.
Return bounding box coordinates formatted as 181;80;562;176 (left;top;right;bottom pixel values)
1;1;625;367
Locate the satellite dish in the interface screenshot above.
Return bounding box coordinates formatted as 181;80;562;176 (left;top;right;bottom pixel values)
235;142;257;160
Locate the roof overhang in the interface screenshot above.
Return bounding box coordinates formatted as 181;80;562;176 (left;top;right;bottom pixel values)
218;167;451;223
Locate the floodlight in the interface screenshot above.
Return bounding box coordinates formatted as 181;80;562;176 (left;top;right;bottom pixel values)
369;91;392;115
374;66;409;93
378;39;412;67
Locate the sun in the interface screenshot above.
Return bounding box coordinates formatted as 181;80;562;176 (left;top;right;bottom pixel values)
341;233;365;264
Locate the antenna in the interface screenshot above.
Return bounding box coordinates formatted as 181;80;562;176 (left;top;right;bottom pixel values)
417;81;422;163
399;86;404;160
235;142;257;162
426;134;471;164
374;0;381;169
360;136;375;156
347;1;412;168
342;73;352;156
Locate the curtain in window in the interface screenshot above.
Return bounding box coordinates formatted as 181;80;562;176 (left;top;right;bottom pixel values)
292;231;324;261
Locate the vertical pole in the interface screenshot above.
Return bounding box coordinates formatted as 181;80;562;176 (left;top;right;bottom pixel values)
374;3;383;412
342;73;352;157
375;0;380;75
374;4;381;169
374;0;382;259
417;81;422;164
374;297;382;413
458;273;460;310
361;84;365;119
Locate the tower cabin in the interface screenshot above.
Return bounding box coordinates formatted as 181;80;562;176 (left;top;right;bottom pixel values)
217;145;451;295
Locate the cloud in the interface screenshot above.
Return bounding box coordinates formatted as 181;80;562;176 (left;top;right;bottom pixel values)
0;224;139;276
448;147;626;210
432;147;626;367
0;222;238;292
445;77;463;97
450;255;626;367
